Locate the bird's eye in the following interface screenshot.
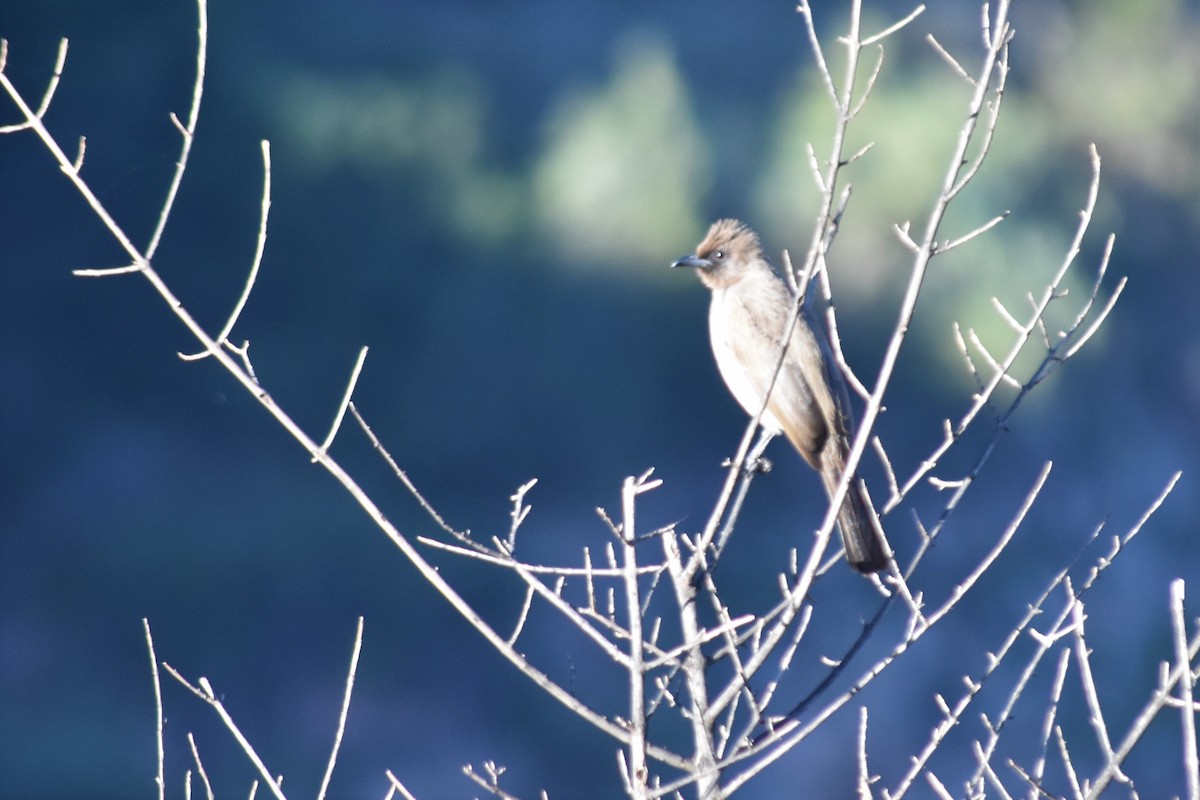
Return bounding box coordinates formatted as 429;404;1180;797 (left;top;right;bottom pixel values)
711;250;725;260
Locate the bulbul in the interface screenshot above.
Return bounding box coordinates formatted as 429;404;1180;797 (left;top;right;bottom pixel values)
673;219;889;573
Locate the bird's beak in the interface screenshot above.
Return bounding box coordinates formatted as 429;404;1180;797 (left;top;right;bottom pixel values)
671;254;711;270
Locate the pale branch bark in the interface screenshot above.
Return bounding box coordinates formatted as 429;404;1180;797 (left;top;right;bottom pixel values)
317;617;364;800
1084;613;1200;799
620;485;649;799
186;733;215;800
179;139;270;361
709;464;1050;798
161;664;288;800
1028;647;1074;796
385;770;421;800
963;471;1184;795
1170;580;1200;800
142;620;167;800
663;529;722;800
887;145;1115;519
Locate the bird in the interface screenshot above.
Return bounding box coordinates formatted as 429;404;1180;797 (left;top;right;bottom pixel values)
672;219;889;574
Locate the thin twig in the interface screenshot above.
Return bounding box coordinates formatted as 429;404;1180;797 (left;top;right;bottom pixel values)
1028;646;1072;797
860;5;926;48
925;34;974;83
1171;580;1199;800
1055;725;1085;800
1071;599;1122;777
317;617;364;800
145;0;207;261
507;586;535;646
143;619;166;800
187;734;215;800
0;38;70;134
620;475;650;799
888;144;1110;513
349;403;470;541
939;210;1010;254
662;530;720;798
313;346;369;460
180;139;272;361
1085;623;1200;799
162;664;288;800
855;706;873;799
384;770;420;800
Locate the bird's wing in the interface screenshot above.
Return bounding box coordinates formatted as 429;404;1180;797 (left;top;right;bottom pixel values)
722;278;827;468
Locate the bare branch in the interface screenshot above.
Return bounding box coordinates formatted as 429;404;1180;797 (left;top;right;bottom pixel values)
889;145;1111;513
662;529;720;798
462;762;523;800
990;295;1023;333
313;346;370;459
796;1;839;105
1086;612;1200;799
143;619;166;800
975;744;1016;800
71;135;86;171
384;771;420;800
849;0;1014;538
1062;274;1124;362
350;403;470;542
860;5;926;48
938;210;1010;254
0;38;70;133
72;263;143;277
1055;725;1085;800
855;706;873;799
507;586;535;646
967;327;1022;391
926;771;956;800
872;436;900;501
847;52;884;121
1171;580;1199;800
317;617;364;800
925;34;974;83
506;478;538;551
893;220;920;252
180;139;272;361
187;733;215;800
619;475;649;800
947;34;1011;200
145;0;207;261
1028;646;1072;793
161;664;288;800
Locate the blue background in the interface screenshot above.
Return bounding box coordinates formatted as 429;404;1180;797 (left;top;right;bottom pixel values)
2;1;1198;797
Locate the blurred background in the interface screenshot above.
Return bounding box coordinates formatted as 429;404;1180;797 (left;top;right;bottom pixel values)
2;1;1198;797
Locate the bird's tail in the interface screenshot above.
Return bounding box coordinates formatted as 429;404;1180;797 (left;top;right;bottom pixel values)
819;450;889;574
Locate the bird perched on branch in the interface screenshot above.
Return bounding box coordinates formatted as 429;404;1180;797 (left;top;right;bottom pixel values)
672;219;889;574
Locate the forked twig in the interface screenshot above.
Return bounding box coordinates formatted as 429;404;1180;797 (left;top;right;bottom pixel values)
161;664;288;800
180;139;272;361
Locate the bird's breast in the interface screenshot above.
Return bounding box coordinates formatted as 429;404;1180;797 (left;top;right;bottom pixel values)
708;288;784;434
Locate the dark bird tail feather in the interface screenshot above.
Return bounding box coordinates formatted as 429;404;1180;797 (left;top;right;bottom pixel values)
820;454;889;574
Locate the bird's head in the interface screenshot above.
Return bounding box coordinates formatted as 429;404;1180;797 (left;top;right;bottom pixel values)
671;218;763;289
